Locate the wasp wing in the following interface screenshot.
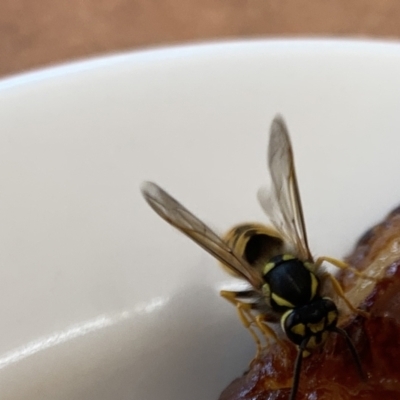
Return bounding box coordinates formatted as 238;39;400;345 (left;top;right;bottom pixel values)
141;181;264;289
258;116;313;261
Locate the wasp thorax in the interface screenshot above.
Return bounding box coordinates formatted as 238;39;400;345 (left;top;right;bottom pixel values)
281;297;339;350
262;254;319;312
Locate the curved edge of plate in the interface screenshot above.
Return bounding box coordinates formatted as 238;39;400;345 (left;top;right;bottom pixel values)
1;37;400;91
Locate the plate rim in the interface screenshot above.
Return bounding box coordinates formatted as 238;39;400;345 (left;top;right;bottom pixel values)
1;37;400;91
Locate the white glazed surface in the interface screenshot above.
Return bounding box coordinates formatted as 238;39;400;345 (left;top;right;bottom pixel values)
1;39;400;400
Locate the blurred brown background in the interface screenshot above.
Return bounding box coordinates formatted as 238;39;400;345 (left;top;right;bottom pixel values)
1;0;400;77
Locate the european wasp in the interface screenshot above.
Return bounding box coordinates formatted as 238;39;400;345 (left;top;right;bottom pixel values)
141;116;366;400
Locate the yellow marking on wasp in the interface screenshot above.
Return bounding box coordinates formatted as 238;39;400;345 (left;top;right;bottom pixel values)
291;323;306;336
321;331;329;343
306;335;318;349
327;310;338;325
302;350;311;357
263;262;275;275
304;261;314;271
280;309;292;332
282;254;295;261
271;292;295;308
309;272;319;300
307;319;325;334
262;283;270;298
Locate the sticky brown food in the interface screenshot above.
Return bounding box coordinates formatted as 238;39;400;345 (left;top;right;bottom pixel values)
219;207;400;400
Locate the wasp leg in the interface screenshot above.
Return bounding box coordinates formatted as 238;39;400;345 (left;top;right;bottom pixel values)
220;290;283;357
254;314;292;355
254;314;279;344
322;272;369;318
220;290;263;357
315;256;376;282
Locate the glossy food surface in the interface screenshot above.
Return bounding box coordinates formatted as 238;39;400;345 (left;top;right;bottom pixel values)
220;207;400;400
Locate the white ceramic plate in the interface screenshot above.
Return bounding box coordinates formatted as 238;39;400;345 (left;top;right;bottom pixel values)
1;39;400;400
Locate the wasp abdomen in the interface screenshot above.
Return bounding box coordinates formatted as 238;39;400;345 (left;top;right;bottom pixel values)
263;255;319;312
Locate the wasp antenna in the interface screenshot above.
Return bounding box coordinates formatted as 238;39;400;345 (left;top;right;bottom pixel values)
289;338;308;400
333;327;366;382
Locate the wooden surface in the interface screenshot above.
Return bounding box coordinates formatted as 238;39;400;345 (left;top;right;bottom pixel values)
1;0;400;78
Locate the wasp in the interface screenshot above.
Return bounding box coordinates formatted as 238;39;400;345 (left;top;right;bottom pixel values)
141;116;366;400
